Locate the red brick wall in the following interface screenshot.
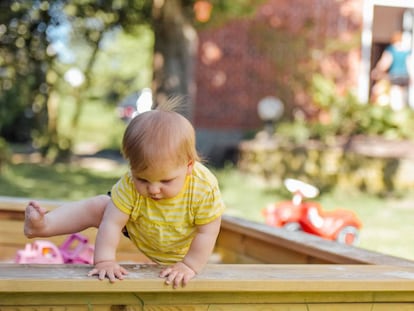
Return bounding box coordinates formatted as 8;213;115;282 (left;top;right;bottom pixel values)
194;0;363;130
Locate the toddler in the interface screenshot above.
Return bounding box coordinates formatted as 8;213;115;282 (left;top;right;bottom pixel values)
24;99;225;288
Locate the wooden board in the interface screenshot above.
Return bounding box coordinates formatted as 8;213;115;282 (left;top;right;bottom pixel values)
1;264;414;309
217;215;414;266
2;196;414;308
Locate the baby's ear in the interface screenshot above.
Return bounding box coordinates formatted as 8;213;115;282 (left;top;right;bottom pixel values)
187;160;194;174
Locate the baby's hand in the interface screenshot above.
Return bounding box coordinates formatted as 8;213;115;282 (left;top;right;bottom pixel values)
87;260;128;283
159;262;196;288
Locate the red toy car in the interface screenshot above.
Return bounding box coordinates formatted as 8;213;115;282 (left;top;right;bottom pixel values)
262;178;362;245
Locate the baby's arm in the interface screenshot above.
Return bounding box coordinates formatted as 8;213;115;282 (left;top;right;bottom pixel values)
372;50;393;79
87;200;129;282
160;216;222;288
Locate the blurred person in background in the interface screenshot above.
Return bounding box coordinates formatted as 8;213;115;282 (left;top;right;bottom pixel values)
371;31;412;110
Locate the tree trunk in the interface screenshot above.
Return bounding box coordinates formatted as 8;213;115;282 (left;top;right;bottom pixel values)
151;0;198;120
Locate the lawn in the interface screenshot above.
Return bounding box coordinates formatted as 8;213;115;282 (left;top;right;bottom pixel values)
1;100;414;261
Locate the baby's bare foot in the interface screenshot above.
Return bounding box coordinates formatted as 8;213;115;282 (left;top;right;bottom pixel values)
24;201;48;238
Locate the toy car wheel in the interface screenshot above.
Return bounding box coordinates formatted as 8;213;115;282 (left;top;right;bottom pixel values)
283;221;302;231
336;226;359;245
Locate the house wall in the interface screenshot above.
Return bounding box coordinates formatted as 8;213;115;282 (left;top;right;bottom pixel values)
194;0;363;164
373;6;406;43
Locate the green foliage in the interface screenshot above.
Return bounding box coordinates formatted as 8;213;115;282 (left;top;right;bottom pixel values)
276;74;414;144
91;26;154;102
211;0;263;19
59;100;126;151
0;0;51;142
0;0;154;156
1;0;267;160
0;0;159;162
0;137;11;171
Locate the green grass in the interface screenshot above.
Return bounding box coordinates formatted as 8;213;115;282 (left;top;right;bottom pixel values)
0;161;127;200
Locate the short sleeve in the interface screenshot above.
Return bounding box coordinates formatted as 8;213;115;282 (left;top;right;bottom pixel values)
111;173;136;216
193;184;225;225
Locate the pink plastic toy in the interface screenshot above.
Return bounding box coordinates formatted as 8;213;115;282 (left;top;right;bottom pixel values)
15;233;94;264
14;240;64;264
59;233;94;264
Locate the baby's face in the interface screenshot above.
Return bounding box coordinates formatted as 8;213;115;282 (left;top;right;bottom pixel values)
131;161;193;200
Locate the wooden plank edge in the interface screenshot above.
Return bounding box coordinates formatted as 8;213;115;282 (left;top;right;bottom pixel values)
221;215;414;266
1;264;414;293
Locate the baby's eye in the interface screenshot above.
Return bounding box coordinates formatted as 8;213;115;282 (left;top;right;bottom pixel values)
135;177;148;183
161;179;174;184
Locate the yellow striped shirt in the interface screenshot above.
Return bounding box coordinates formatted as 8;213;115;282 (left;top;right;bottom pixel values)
111;161;225;264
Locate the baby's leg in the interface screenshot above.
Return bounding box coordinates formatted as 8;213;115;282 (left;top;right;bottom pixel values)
24;201;48;238
24;195;110;238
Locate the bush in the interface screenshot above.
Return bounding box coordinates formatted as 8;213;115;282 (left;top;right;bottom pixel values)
276;74;414;144
0;138;11;171
239;75;414;195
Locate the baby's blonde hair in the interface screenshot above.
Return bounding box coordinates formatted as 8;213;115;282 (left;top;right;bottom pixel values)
122;97;200;173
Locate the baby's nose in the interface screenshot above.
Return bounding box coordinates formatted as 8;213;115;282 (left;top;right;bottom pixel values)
148;183;161;194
